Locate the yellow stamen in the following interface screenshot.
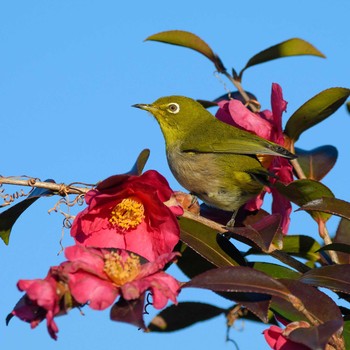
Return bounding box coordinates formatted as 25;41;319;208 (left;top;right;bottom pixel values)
109;197;145;230
104;251;141;286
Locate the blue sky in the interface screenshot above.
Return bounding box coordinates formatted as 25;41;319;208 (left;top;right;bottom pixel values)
1;1;349;349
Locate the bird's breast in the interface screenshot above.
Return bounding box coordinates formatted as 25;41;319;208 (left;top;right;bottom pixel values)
166;146;264;211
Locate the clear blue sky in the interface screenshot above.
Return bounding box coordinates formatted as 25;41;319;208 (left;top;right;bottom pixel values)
1;1;349;349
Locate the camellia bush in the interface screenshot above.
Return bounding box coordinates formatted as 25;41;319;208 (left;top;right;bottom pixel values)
1;30;350;350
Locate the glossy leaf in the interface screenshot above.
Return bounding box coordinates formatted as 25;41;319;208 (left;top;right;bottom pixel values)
148;302;225;332
229;214;283;253
176;242;216;279
184;266;291;301
295;145;338;180
0;181;55;245
272;279;343;324
334;218;350;263
218;292;271;322
240;38;325;77
299;265;350;294
226;303;277;324
110;295;146;330
281;235;321;262
145;30;225;72
318;243;350;255
179;217;242;267
127;148;150;175
213;90;258;104
285;87;350;142
251;262;301;279
300;197;350;221
288;320;343;350
275;179;334;223
343;320;350;350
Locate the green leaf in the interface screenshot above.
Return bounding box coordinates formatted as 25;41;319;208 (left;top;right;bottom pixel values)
299;265;350;294
343;320;350;350
285;87;350;142
299;197;350;221
347;101;350;114
282;235;321;262
179;217;243;267
148;302;225;332
0;181;55;245
295;145;338;181
184;266;291;301
145;30;225;72
240;38;325;77
110;295;146;329
127;148;150;175
275;179;334;223
251;262;301;279
176;242;216;279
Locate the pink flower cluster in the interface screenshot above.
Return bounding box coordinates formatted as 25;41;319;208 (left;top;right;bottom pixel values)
8;170;183;339
216;83;293;233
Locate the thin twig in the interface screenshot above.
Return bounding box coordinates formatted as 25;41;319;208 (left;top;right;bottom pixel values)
0;176;91;195
290;158;306;179
318;220;339;264
221;71;259;113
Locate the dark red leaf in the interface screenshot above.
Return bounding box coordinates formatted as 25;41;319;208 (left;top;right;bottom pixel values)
299;265;350;294
295;145;338;181
288;320;343;350
184;266;291;301
110;295;146;330
148;302;225;332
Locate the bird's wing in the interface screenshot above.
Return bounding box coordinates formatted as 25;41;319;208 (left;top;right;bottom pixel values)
181;122;296;159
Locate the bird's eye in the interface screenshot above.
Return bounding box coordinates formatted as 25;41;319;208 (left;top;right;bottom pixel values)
167;103;180;114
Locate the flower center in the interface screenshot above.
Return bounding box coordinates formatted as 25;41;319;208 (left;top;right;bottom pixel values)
109;197;145;230
103;251;141;286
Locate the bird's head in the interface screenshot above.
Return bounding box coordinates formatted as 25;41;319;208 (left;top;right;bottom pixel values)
133;96;206;143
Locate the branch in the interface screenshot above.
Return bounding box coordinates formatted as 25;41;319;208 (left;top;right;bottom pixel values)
0;176;92;196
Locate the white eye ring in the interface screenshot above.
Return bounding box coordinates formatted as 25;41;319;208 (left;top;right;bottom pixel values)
167;103;180;114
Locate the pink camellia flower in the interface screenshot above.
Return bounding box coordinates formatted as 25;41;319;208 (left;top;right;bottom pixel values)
63;245;181;311
263;324;311;350
70;170;183;261
7;267;72;340
216;83;293;233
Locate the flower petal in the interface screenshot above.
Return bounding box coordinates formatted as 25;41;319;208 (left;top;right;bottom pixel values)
68;271;118;310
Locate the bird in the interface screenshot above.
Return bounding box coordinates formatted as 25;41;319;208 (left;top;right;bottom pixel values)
133;96;295;226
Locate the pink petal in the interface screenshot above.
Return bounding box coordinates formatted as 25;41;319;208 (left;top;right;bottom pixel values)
217;100;273;139
68;271;118;310
263;325;283;348
64;245;105;271
271;83;287;132
17;279;57;311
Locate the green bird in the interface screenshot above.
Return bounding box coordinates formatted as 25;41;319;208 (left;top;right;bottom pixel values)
133;96;295;225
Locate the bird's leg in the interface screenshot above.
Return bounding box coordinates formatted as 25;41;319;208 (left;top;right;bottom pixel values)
188;193;199;209
226;210;237;228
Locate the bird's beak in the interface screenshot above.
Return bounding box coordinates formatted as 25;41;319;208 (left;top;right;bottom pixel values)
132;103;153;111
